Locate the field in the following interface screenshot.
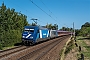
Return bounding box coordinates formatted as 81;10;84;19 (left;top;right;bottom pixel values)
77;36;90;60
64;36;90;60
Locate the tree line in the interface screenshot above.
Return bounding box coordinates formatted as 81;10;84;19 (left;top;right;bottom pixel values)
59;22;90;37
0;3;28;49
76;22;90;37
30;23;58;30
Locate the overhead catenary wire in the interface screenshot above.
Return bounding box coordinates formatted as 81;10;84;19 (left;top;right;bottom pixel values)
29;0;58;22
40;0;56;18
40;0;61;26
40;0;52;14
7;0;47;25
3;0;59;26
7;0;57;25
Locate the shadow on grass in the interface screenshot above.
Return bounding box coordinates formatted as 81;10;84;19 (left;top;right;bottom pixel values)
78;37;90;40
84;46;90;48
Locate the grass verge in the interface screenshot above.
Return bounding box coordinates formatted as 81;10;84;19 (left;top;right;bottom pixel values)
76;36;90;60
60;36;74;60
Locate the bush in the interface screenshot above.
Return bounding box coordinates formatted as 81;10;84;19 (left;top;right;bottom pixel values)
1;30;22;47
0;44;2;50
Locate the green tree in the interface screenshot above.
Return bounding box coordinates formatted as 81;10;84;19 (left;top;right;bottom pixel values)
46;23;58;30
79;22;90;37
46;23;53;30
81;22;90;27
0;3;28;49
60;27;72;31
53;24;58;30
75;29;80;36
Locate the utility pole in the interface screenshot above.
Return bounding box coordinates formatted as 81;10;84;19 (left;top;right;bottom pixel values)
73;22;75;37
31;18;38;25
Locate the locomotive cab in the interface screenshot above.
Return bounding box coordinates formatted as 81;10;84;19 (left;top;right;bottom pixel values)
22;26;39;45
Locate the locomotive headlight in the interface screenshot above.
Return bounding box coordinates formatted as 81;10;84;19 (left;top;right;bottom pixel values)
23;36;25;38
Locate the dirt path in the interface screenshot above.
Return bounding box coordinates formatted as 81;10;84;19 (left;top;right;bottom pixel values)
64;47;78;60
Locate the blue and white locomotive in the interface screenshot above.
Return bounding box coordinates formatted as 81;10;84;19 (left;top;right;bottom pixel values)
22;26;57;45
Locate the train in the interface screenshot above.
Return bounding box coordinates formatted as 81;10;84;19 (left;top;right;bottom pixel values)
57;30;72;36
22;26;58;45
22;26;72;45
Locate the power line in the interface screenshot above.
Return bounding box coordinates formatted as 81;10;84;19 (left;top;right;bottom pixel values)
4;0;59;26
40;0;52;14
29;0;58;22
7;0;47;25
40;0;60;23
39;0;61;27
40;0;57;17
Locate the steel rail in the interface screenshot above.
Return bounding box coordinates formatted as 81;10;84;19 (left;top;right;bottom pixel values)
18;36;69;60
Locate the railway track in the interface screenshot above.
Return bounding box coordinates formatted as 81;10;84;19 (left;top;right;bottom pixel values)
0;35;70;60
18;35;70;60
0;45;29;59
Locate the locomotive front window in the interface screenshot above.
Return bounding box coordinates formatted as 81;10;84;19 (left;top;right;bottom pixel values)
24;28;34;32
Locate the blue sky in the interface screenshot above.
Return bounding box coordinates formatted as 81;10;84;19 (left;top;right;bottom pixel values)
0;0;90;29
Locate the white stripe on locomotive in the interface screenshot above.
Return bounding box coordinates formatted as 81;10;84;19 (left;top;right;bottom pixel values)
26;34;31;38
